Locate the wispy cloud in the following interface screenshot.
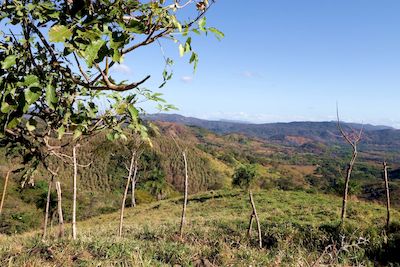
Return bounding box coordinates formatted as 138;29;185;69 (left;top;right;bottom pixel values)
112;64;132;75
180;76;193;83
241;71;261;78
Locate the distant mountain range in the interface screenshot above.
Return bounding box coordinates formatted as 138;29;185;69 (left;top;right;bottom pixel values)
145;113;400;154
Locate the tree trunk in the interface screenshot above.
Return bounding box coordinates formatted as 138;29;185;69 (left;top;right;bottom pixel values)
131;163;138;208
55;181;64;238
72;145;78;240
179;151;189;239
383;161;391;229
42;176;53;240
0;170;10;215
248;213;254;236
119;152;135;237
340;150;357;225
249;190;262;248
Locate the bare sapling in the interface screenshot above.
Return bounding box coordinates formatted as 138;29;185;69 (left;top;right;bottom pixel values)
45;142;90;240
0;170;11;215
131;159;139;207
119;151;136;237
179;150;189;239
383;161;391;229
72;144;78;240
42;175;54;240
55;181;65;238
248;189;262;248
337;107;363;225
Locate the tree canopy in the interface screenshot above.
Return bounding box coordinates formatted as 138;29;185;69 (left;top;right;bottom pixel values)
0;0;222;184
232;164;258;189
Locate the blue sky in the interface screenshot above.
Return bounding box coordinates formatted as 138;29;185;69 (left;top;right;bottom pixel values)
112;0;400;127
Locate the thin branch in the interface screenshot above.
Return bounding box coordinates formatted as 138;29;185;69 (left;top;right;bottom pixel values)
94;63;150;91
169;0;194;9
73;52;91;84
29;21;57;63
336;106;354;148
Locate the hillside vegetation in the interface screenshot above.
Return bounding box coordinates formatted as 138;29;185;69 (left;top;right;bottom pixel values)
0;124;232;234
1;119;400;237
1;189;399;266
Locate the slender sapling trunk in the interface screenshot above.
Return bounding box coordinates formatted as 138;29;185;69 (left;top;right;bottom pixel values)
55;181;64;238
131;161;138;207
42;175;53;240
179;151;189;239
0;170;10;215
248;189;262;248
248;213;254;236
72;145;78;240
383;161;391;229
119;152;135;237
340;149;358;224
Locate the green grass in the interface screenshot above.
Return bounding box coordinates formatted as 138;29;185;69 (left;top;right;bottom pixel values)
1;189;399;266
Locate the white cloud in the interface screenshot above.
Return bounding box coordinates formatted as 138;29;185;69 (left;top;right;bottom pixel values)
112;64;132;74
241;71;261;78
180;76;193;83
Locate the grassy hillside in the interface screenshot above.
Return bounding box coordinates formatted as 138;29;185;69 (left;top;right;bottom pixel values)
0;125;232;235
2;120;400;237
1;189;399;266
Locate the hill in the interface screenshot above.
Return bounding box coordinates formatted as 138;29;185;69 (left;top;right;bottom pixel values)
145;114;400;158
2;118;400;236
1;189;399;266
0;126;233;234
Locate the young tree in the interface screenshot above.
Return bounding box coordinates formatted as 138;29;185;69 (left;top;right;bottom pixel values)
42;174;54;240
179;149;189;239
72;145;78;239
55;181;64;238
131;159;139;207
383;161;391;229
336;108;363;225
232;164;262;249
119;151;136;237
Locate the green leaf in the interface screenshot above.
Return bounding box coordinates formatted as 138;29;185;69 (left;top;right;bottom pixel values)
24;75;40;88
7;118;20;129
26;120;36;132
127;104;138;121
198;17;206;32
45;82;58;109
1;55;16;69
49;25;72;42
209;27;225;40
1;102;11;113
106;132;115;141
189;52;199;72
84;39;106;67
73;129;82;140
57;126;65;139
179;44;185;57
25;89;41;105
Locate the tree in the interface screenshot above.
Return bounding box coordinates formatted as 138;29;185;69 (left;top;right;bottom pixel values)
383;161;391;229
118;150;136;237
179;149;189;239
232;164;262;249
0;0;221;238
336;108;363;225
0;0;221;187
